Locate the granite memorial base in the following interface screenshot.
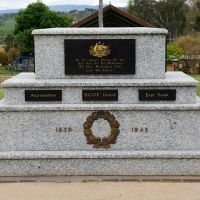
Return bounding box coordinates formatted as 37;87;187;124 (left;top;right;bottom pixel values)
0;101;200;176
0;27;200;176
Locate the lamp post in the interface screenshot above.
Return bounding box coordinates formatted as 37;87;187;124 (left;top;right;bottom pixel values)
98;0;104;27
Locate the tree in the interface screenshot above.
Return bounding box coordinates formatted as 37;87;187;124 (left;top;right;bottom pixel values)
154;0;188;39
0;52;8;66
127;0;188;39
127;0;138;15
15;1;73;55
194;1;200;31
16;29;34;56
4;32;17;50
127;0;157;25
7;47;20;64
179;0;200;34
175;34;200;67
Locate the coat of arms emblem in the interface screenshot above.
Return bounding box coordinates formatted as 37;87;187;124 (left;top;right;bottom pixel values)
89;41;111;58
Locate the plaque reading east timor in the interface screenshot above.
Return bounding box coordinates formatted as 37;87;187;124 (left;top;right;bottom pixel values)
139;89;176;101
25;90;62;101
82;90;118;101
65;39;135;75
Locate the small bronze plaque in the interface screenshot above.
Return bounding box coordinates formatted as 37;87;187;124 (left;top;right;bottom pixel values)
25;90;62;101
82;90;118;101
139;89;176;101
65;39;135;75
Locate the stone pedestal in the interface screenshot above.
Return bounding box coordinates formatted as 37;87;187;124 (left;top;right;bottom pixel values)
0;27;200;176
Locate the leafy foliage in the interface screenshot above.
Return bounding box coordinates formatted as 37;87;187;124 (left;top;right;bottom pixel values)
155;0;188;39
4;31;17;50
175;34;200;66
175;34;200;55
167;44;183;64
127;0;138;15
15;1;73;55
0;14;16;43
185;0;200;33
16;29;34;56
194;1;200;31
7;47;20;64
127;0;188;39
128;0;157;23
0;51;8;65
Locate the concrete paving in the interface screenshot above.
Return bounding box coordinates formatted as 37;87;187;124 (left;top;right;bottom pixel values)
0;182;200;200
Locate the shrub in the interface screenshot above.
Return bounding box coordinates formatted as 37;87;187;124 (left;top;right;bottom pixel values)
175;34;200;67
0;51;8;66
7;47;20;64
167;44;183;64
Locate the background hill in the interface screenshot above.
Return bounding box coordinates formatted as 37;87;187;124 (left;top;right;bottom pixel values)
0;4;101;43
50;4;98;12
0;14;16;43
0;4;99;15
0;4;128;43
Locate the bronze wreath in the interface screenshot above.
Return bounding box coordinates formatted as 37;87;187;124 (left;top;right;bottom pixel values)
83;111;120;148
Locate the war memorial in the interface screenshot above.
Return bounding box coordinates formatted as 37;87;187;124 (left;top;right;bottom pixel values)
0;27;200;176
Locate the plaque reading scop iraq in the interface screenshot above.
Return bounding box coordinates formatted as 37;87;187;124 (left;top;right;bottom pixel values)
139;89;176;101
25;90;62;101
65;39;135;75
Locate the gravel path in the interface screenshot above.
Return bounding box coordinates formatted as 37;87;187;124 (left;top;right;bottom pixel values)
0;182;200;200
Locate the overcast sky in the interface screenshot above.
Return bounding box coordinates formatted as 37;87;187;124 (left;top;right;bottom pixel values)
0;0;128;10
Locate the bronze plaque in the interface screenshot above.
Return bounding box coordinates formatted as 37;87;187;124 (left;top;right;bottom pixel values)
65;39;135;75
82;90;118;101
139;89;176;101
25;90;62;101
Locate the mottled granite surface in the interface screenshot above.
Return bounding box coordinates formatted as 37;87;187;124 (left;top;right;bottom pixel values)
1;98;200;111
2;72;198;87
0;109;200;151
3;86;196;105
0;151;200;175
33;28;167;79
1;150;200;159
32;27;168;35
1;28;200;176
2;72;197;105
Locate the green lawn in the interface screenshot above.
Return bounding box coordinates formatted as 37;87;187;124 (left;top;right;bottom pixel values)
190;74;200;81
0;67;18;76
0;88;4;100
190;75;200;97
0;67;20;100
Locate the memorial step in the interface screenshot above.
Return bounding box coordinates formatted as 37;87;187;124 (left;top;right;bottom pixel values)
0;150;200;176
2;72;198;105
0;100;200;152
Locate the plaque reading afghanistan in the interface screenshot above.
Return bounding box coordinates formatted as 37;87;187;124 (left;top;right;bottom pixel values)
65;39;135;75
25;90;62;101
139;89;176;101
